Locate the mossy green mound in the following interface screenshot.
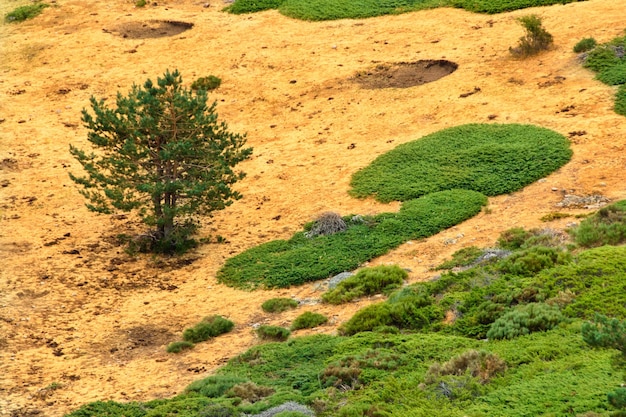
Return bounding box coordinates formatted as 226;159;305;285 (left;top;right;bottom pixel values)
350;124;572;203
225;0;588;20
217;189;486;289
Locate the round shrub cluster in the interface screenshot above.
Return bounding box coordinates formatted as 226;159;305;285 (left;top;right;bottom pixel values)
486;303;564;340
291;312;328;330
262;298;299;313
349;124;572;203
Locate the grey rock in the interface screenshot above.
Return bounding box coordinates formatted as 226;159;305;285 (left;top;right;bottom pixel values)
243;401;315;417
328;271;354;289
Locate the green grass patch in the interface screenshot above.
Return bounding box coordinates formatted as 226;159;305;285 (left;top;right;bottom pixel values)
5;2;49;23
569;200;626;248
217;189;486;289
349;124;572;203
226;0;588;20
257;325;291;341
322;264;407;304
449;0;585;14
290;312;328;330
224;0;286;14
182;315;234;344
581;34;626;118
166;341;195;353
573;37;597;53
262;298;299;313
534;245;626;319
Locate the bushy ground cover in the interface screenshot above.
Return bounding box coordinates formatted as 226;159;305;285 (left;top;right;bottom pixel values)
349;124;572;203
322;265;407;304
225;0;586;20
66;205;626;416
581;33;626;117
5;2;49;23
217;189;486;289
219;123;569;290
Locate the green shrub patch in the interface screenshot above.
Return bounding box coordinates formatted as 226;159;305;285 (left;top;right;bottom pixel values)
5;2;49;23
257;325;291;341
349;124;572;203
290;312;328;330
226;0;588;20
322;264;407;304
182;315;234;344
217;190;486;289
262;298;299;313
569;200;626;247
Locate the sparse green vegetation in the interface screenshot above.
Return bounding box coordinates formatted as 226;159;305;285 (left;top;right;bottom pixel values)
217;189;486;289
569;200;626;248
349;124;571;203
540;212;571;222
225;0;587;20
581;34;626;117
322;265;407;304
256;325;291;341
5;2;49;23
262;298;299;313
509;15;554;57
182;315;234;344
290;312;328;330
486;303;565;340
573;37;597;53
191;75;222;92
166;341;195;353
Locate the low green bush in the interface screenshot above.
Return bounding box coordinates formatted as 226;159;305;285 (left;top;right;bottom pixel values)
349;124;571;203
536;246;626;319
262;298;299;313
573;37;597;53
183;316;235;344
339;286;444;335
569;200;626;247
191;76;222;92
486;303;565;340
322;265;406;304
226;0;588;20
257;325;291;341
495;246;571;277
186;375;249;398
167;341;195;353
217;190;486;289
497;227;564;250
226;382;275;403
596;62;626;85
225;0;286;14
64;401;148;417
449;0;585;14
5;2;49;23
584;41;626;73
291;312;328;330
509;15;553;58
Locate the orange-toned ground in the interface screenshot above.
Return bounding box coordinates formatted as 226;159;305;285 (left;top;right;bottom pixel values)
1;0;626;415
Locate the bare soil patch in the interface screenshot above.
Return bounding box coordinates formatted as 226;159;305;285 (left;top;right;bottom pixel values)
107;20;194;39
352;60;459;89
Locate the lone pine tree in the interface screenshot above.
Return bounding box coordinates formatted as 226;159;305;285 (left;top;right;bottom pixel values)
70;70;252;253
